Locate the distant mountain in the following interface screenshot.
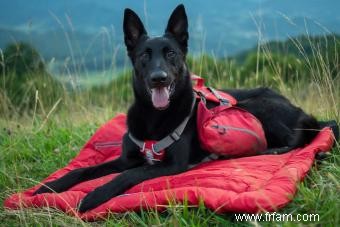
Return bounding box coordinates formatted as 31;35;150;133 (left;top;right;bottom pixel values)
0;27;128;72
234;34;340;63
1;0;339;72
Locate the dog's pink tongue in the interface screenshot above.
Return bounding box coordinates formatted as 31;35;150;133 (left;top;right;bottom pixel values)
151;87;170;109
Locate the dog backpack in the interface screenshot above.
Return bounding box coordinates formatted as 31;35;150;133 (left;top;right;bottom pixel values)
192;75;267;157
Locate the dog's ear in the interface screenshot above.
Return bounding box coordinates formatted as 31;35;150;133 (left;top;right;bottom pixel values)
123;8;147;53
165;4;188;54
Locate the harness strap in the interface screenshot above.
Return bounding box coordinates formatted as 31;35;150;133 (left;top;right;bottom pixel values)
207;87;230;106
128;94;196;154
128;134;144;149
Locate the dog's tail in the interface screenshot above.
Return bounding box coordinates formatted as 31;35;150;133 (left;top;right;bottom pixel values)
290;114;321;148
261;116;339;156
261;114;320;155
292;116;339;160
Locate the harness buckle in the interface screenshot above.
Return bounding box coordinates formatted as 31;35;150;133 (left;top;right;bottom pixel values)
220;98;230;106
170;131;180;141
145;149;155;165
141;142;162;165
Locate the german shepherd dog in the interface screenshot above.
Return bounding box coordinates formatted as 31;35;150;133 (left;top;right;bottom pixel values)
35;4;323;212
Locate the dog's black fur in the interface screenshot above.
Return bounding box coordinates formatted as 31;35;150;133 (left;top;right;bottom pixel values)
34;5;321;212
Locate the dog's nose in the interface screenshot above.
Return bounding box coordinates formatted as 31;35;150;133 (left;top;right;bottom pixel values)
150;70;168;84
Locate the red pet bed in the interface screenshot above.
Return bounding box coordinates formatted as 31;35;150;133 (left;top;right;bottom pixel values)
4;114;335;221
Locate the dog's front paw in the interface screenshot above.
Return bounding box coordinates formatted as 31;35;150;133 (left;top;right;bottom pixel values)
34;185;53;195
77;191;103;213
77;184;119;213
33;181;61;195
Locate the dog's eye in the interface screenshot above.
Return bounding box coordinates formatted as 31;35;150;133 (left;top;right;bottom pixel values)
140;52;150;62
166;50;176;59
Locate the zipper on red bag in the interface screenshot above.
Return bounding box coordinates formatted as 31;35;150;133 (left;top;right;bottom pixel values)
211;124;264;147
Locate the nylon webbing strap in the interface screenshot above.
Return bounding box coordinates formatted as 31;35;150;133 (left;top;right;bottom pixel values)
128;134;144;148
128;94;196;153
207;87;230;106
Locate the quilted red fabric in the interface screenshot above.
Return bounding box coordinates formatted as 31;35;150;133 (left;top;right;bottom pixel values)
197;102;268;157
4;114;334;221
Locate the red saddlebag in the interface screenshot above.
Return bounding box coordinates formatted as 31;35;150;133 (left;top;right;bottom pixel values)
193;76;267;157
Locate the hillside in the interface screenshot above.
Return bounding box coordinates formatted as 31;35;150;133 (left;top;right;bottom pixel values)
235;34;340;62
1;0;340;72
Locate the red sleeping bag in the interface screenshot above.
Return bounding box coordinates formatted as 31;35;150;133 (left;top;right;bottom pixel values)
4;114;335;221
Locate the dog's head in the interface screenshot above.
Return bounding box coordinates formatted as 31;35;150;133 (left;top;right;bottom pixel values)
123;4;189;110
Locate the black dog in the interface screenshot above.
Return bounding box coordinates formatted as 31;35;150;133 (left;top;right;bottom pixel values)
34;4;322;212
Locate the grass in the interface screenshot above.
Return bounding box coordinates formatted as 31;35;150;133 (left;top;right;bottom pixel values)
0;34;339;226
0;97;339;226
